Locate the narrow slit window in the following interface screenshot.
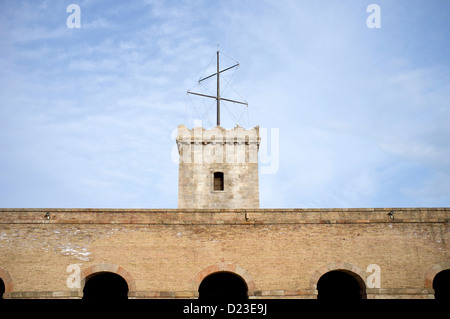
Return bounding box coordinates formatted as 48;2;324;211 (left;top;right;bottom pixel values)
213;172;224;191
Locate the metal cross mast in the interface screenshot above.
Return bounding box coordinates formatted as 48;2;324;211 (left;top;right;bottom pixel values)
187;50;248;127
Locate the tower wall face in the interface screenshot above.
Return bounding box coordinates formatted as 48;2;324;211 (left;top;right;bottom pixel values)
176;125;260;209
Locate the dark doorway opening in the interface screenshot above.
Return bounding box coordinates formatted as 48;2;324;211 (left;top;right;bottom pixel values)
317;270;366;300
198;271;248;300
0;279;5;300
83;272;129;300
433;269;450;301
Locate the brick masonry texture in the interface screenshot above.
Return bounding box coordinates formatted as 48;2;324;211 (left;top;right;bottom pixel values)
0;207;448;299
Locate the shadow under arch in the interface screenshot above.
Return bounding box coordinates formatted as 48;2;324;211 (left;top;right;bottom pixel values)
424;261;450;288
83;272;128;300
199;271;248;300
192;262;255;298
424;261;450;300
80;264;136;299
310;261;367;300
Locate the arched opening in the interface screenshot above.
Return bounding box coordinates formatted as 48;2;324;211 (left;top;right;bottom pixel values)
198;271;248;300
433;269;450;301
0;279;5;300
83;272;129;300
317;270;366;300
213;172;224;191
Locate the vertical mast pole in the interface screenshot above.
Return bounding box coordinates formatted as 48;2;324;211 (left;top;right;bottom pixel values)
188;49;247;126
216;50;220;126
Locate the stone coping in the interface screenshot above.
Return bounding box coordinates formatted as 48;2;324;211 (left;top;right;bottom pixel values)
1;207;448;212
0;207;448;225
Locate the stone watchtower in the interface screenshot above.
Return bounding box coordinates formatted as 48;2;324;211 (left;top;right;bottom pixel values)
177;50;260;209
176;124;260;209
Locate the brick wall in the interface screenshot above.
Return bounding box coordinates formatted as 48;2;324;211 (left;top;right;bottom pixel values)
0;208;448;299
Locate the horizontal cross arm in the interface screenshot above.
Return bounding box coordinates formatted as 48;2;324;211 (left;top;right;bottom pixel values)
187;91;248;106
220;97;248;106
187;91;217;100
198;63;239;83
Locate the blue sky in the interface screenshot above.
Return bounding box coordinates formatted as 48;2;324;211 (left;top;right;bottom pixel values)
0;0;449;209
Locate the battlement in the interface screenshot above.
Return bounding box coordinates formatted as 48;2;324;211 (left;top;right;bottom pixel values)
176;124;260;144
176;124;260;164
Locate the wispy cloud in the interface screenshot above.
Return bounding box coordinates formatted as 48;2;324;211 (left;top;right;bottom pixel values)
0;0;449;208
